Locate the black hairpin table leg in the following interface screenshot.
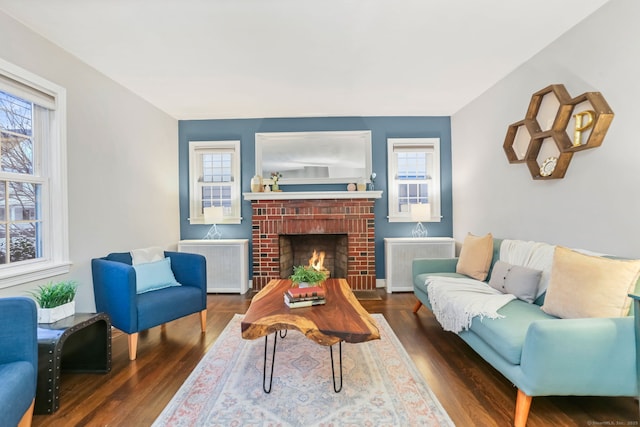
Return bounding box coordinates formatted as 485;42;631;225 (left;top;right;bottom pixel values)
263;333;277;393
329;341;343;393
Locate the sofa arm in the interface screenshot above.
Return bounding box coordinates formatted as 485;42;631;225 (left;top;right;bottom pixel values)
519;316;636;396
91;258;138;333
412;258;459;277
166;251;207;307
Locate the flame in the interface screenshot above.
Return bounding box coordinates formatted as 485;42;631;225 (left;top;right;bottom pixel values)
308;249;326;271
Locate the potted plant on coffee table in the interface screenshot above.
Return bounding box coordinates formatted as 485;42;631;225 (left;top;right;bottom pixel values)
30;280;78;323
290;265;327;288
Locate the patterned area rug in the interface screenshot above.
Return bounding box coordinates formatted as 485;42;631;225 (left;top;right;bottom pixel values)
152;314;454;427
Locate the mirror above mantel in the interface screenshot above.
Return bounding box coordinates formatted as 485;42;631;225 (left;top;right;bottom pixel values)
255;130;372;185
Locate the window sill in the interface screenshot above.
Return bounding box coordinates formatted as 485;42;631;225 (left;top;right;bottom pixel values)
387;216;442;223
0;261;72;289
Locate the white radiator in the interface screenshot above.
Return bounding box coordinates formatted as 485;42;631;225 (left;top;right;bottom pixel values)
178;239;249;294
384;237;455;293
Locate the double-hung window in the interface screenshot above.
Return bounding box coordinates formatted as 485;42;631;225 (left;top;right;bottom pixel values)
188;140;241;224
387;138;441;222
0;58;69;288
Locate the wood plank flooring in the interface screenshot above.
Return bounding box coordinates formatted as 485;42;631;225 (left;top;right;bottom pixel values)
32;291;638;427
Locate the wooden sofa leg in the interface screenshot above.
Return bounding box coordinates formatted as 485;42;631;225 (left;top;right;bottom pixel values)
514;389;532;427
128;332;139;361
17;399;34;427
200;309;207;332
413;300;423;313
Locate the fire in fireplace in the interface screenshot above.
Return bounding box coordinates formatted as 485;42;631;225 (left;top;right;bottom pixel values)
279;234;348;279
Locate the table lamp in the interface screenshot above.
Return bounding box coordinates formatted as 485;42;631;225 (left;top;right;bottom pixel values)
203;206;224;240
410;203;430;238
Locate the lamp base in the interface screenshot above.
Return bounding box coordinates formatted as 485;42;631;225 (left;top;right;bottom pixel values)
412;222;428;238
204;224;222;240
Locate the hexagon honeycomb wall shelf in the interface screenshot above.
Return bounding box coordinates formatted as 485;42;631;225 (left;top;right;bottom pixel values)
503;84;613;180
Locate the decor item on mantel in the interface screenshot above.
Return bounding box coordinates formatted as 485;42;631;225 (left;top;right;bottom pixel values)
270;171;282;191
30;280;78;323
503;84;614;180
250;175;263;192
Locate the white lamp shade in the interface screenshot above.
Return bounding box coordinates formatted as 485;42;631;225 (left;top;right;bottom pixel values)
203;206;224;224
410;203;431;221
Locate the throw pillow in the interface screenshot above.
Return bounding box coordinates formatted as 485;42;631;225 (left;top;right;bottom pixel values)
134;257;181;294
131;246;165;265
456;233;493;281
488;260;543;303
541;246;640;318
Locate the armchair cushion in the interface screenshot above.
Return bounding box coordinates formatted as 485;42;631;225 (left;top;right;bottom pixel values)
134;257;181;294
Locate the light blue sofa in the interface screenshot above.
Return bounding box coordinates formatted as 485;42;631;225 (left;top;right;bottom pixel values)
412;238;638;427
0;297;38;427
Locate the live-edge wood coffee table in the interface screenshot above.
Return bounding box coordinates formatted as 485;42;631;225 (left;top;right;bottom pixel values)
241;278;380;393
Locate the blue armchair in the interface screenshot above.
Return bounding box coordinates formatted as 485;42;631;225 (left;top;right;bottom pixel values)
0;297;37;427
92;251;207;360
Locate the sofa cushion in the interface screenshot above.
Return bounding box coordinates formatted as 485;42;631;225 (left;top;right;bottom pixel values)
488;261;542;303
134;257;181;294
542;246;640;318
468;299;557;365
456;233;493;281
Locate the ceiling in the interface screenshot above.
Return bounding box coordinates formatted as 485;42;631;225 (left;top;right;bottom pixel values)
0;0;609;120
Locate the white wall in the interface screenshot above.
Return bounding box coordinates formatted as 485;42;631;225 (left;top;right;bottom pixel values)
0;12;179;310
451;0;640;257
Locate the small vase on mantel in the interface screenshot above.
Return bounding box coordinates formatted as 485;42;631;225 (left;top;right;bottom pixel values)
251;175;263;193
272;182;279;191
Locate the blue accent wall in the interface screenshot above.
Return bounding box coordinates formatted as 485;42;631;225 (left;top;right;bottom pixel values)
178;116;452;280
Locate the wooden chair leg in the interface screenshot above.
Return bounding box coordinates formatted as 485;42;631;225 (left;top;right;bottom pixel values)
514;389;532;427
17;399;34;427
413;300;423;313
128;332;139;361
200;309;207;332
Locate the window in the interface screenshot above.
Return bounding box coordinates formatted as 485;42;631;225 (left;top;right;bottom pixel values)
188;140;241;224
0;58;69;288
387;138;441;222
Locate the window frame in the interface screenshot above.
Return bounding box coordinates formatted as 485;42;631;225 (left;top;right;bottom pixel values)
188;140;242;225
0;58;70;288
387;137;441;223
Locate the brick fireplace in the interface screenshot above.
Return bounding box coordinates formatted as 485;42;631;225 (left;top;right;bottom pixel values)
248;194;379;290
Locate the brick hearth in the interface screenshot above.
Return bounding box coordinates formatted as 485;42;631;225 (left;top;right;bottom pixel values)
250;198;376;290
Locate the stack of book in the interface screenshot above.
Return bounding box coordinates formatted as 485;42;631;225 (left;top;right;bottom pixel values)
284;286;326;308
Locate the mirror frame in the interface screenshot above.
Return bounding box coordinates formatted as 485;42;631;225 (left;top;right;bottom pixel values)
255;130;372;185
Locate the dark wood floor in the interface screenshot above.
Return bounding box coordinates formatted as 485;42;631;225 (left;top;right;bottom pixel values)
33;291;638;427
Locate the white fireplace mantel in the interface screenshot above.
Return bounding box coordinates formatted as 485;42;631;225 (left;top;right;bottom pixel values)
243;191;383;201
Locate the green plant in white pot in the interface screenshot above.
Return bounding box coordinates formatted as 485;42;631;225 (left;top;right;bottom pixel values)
30;280;78;323
290;265;327;288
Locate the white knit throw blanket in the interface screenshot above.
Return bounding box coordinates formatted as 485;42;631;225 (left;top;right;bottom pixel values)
426;276;516;334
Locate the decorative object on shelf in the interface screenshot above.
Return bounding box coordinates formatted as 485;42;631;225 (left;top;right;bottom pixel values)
289;265;327;288
347;183;356;191
357;178;366;191
251;175;263;192
368;172;376;191
264;184;271;192
503;84;614;180
539;156;558;177
30;280;78;323
271;171;282;191
410;203;431;238
203;206;223;240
